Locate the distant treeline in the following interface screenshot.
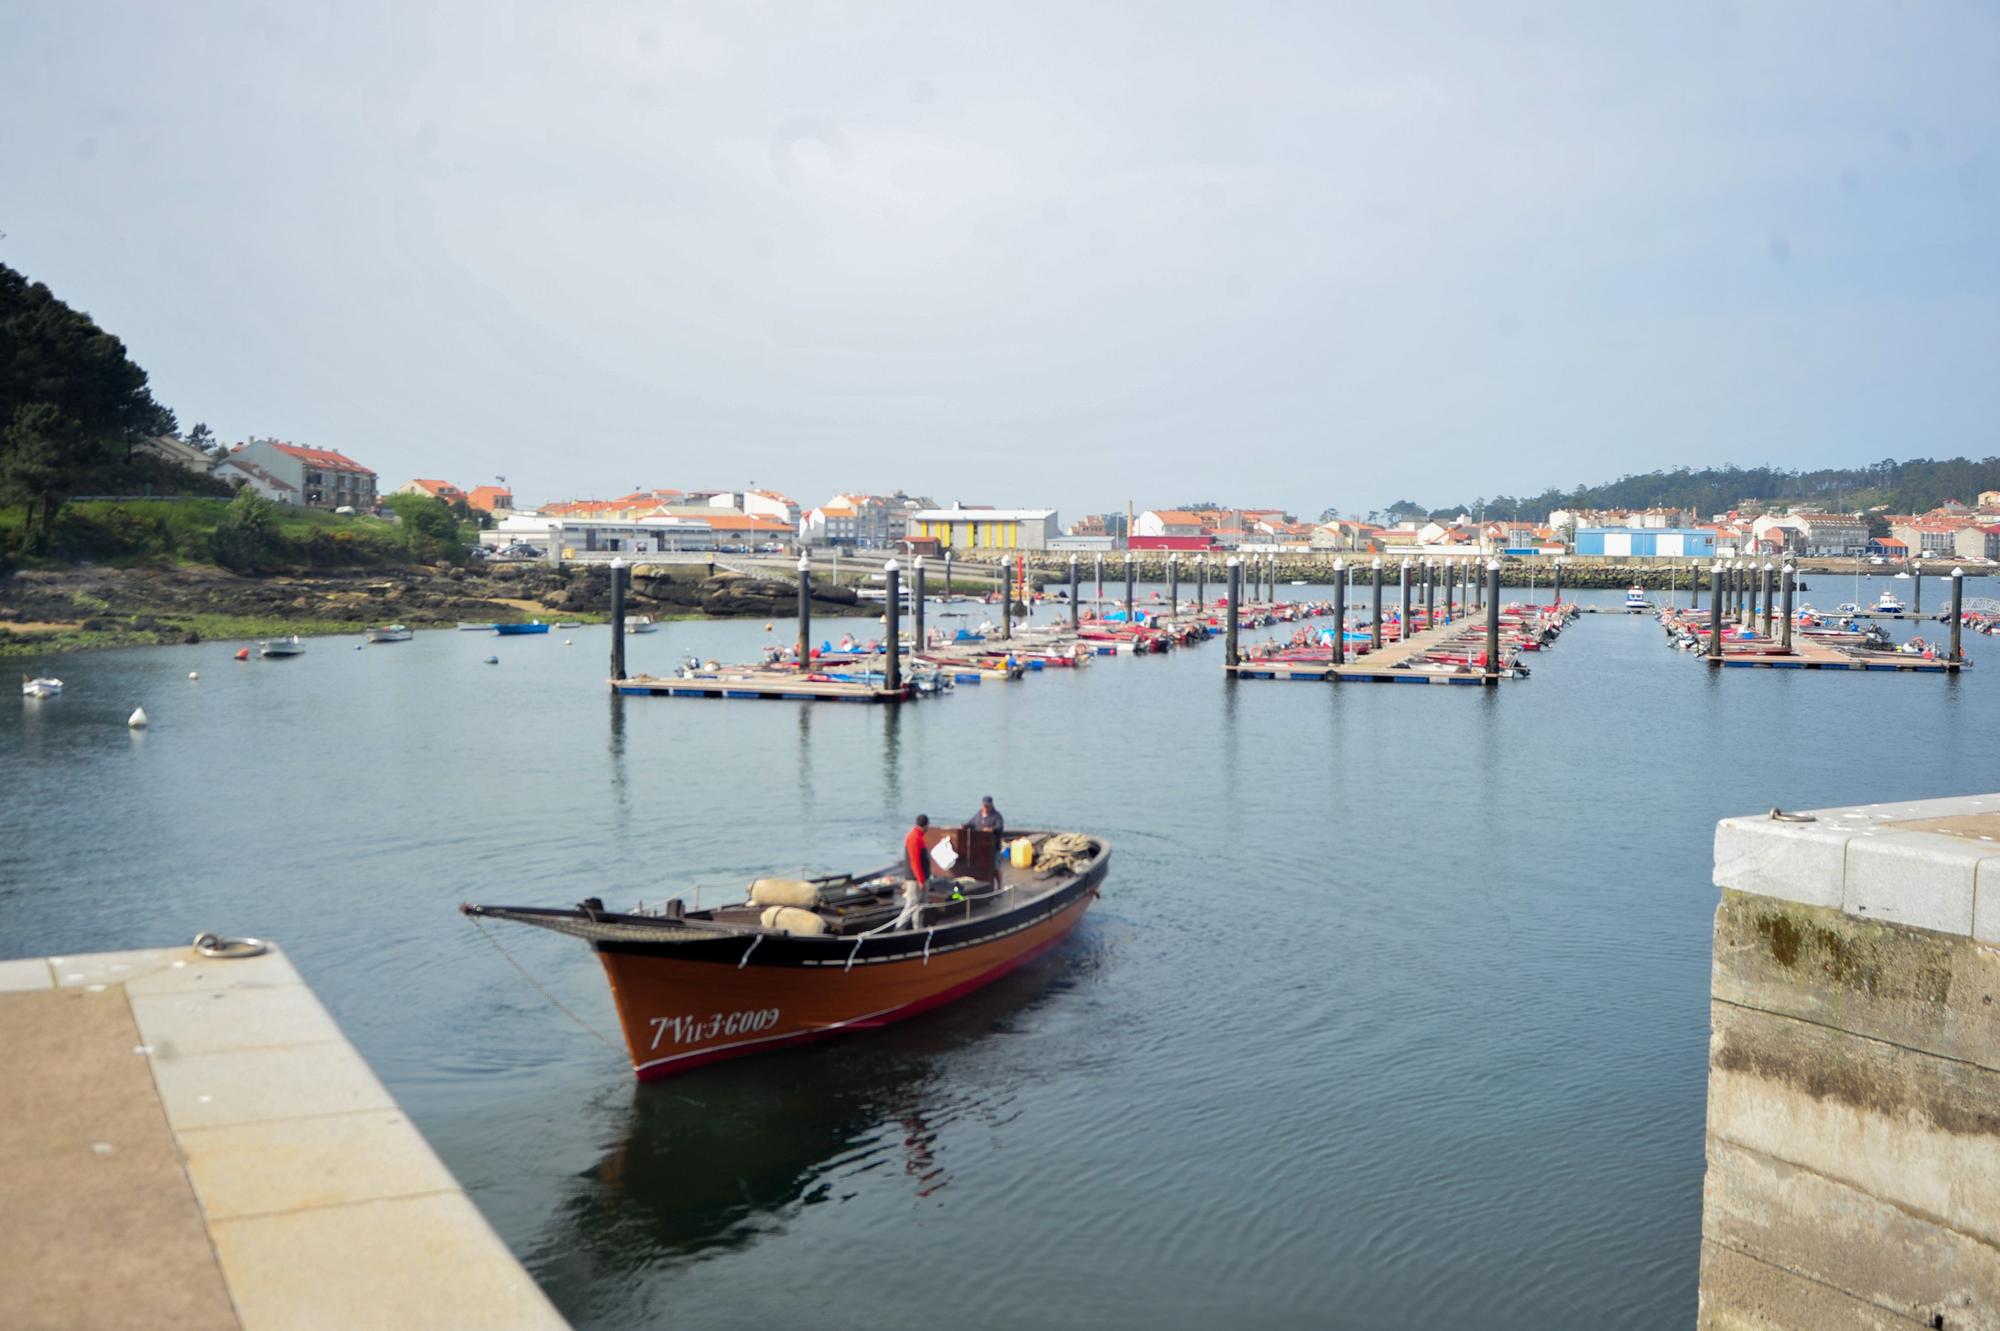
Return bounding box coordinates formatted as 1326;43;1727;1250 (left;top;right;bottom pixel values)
1405;458;2000;524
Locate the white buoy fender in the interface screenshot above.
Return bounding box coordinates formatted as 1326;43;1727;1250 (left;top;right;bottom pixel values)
188;671;199;680
128;707;149;728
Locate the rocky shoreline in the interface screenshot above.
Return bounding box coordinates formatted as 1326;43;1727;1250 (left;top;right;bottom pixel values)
0;561;867;656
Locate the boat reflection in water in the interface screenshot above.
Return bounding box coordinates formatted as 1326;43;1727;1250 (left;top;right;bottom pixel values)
523;939;1106;1315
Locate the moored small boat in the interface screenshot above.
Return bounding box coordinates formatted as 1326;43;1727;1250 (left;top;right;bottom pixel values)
463;826;1109;1079
458;621;499;631
494;621;550;636
22;674;62;699
364;624;413;643
259;635;305;658
624;615;657;634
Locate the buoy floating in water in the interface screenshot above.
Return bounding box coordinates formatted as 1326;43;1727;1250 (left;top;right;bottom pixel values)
484;656;499;665
233;648;249;661
188;671;199;680
128;707;149;729
564;639;573;645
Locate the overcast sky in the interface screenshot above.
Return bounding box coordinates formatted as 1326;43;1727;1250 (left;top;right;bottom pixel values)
3;2;1995;519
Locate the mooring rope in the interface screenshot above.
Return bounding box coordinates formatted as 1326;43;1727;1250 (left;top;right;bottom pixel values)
468;915;625;1059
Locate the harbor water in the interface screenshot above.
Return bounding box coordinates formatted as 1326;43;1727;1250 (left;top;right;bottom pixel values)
3;582;1995;1329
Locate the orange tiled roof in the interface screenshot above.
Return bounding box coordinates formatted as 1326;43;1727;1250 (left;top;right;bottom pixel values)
272;443;373;475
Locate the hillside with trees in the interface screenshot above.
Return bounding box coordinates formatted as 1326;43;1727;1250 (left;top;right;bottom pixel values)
0;262;234;545
1421;459;2000;525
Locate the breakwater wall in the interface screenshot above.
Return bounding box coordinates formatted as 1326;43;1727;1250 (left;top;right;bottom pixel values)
941;554;1737;592
1700;796;2000;1329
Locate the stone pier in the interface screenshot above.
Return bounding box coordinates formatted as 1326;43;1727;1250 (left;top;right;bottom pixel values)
1700;794;2000;1330
0;942;566;1330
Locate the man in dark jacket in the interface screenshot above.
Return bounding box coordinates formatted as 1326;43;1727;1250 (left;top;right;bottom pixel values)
970;796;1004;838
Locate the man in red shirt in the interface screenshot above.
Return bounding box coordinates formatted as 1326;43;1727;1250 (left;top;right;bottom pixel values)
904;815;931;885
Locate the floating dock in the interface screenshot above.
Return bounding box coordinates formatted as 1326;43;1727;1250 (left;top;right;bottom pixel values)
0;943;566;1331
1226;603;1563;685
1656;606;1966;673
614;669;914;702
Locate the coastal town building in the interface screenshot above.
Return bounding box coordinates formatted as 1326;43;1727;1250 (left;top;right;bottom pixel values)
137;434;219;476
465;485;513;514
1954;524;2000;561
1572;527;1719;559
1890;519;1968;557
1133;510;1209;539
393;478;468;506
801;492;928;548
214;457;297;504
908;504;1059;550
220;440;377;511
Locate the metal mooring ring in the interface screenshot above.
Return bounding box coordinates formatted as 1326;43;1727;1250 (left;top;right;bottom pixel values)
192;933;269;959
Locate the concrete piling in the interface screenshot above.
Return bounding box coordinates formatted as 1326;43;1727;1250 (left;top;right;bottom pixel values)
1225;558;1241;667
1691;561;1702;611
1913;558;1923;615
1069;554;1080;631
796;554;812;668
884;561;902;693
1168;553;1179;617
1371;557;1384;653
1423;559;1435;629
609;557;627;683
1709;563;1723;659
1951;566;1964;660
1484;560;1501;681
1780;562;1795;651
1000;561;1012;640
943;551;953;602
1760;563;1773;637
912;556;926;649
1095;554;1104;606
1196;556;1206;612
1332;558;1347;665
1124;551;1136;626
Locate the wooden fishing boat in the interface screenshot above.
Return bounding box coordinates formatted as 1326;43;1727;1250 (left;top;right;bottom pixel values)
463;827;1110;1079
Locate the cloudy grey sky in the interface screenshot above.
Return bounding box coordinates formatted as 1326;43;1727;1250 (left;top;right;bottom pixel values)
3;1;1995;519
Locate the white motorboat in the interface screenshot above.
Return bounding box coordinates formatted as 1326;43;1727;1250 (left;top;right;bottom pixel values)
22;675;62;699
1623;585;1649;613
457;621;499;631
624;615;658;634
259;635;306;658
364;624;412;643
1875;590;1907;615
